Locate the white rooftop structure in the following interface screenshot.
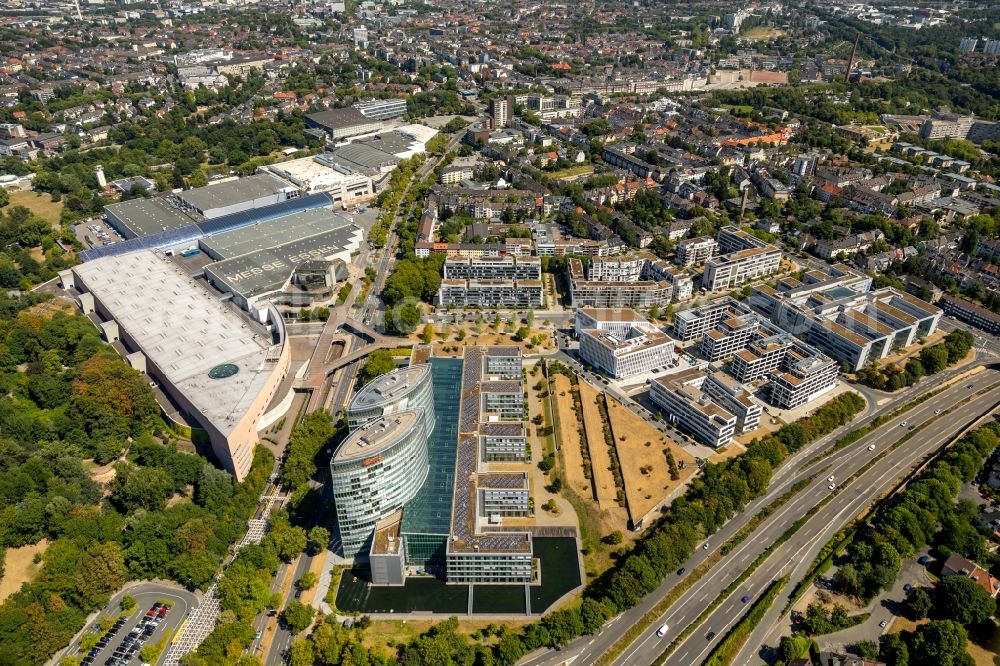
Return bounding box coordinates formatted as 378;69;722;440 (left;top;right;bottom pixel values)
70;251;290;479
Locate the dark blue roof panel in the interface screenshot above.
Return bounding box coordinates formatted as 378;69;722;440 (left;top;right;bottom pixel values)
80;192;335;263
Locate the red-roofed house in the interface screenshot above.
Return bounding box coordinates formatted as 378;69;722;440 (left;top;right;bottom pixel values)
942;553;1000;598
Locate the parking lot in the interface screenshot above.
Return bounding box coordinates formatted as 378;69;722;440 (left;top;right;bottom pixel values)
64;584;196;666
74;218;124;249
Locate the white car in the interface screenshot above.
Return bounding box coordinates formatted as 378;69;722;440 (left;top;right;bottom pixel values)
900;421;907;427
868;444;876;451
828;483;836;491
935;409;941;415
657;623;670;637
828;475;835;482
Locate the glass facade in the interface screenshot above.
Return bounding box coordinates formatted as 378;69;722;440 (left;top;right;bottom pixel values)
400;358;462;566
330;411;430;558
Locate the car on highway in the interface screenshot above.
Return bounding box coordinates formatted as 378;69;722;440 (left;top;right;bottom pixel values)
741;595;751;603
868;443;876;451
706;631;716;640
656;623;670;637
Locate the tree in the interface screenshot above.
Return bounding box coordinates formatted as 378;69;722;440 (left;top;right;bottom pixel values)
919;343;949;375
362;349;396;384
422;323;434;344
516;326;530;341
288;638;314;666
879;632;909;666
909;620;971;666
120;595;136;613
266;521;307;562
603;531;624;545
282;601;315;634
851;639;879;659
0;188;8;208
904;587;933;619
306;526;329;555
109;463;174;513
297;571;318;591
80;633;100;651
934;576;995;626
579;598;612;634
386;302;422;335
779;634;814;661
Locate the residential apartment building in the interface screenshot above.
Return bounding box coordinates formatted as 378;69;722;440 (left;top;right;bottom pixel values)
568;254;694;308
650;369;737;448
675;237;719;267
939;294;1000;334
437;279;543;308
437;256;543;308
569;259;672;309
443;256;541;281
702;226;781;291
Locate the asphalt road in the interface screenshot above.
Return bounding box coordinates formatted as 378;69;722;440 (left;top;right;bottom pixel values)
260;553;313;664
65;583;197;666
624;371;1000;666
520;363;997;666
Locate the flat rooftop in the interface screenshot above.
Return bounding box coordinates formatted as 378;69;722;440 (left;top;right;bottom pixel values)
104;196;199;238
351;364;430;411
334;410;420;462
578;307;644;322
264;154;368;183
329;142;400;171
450;347;531;554
201;207;356;260
72;251;280;438
177;173;294;215
204;224;361;298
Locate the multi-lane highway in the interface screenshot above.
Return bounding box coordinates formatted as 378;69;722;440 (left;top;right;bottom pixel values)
631;370;1000;666
522;363;998;666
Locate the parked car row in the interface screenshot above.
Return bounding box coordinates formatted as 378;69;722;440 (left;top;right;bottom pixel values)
81;602;170;666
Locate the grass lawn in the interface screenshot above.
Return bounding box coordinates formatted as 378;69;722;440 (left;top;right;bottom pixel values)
549;164;594;180
361;617;531;654
0;540;48;601
741;26;786;40
8;191;64;227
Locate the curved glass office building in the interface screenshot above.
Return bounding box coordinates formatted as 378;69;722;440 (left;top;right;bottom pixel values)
330;409;430;557
346;364;435;438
